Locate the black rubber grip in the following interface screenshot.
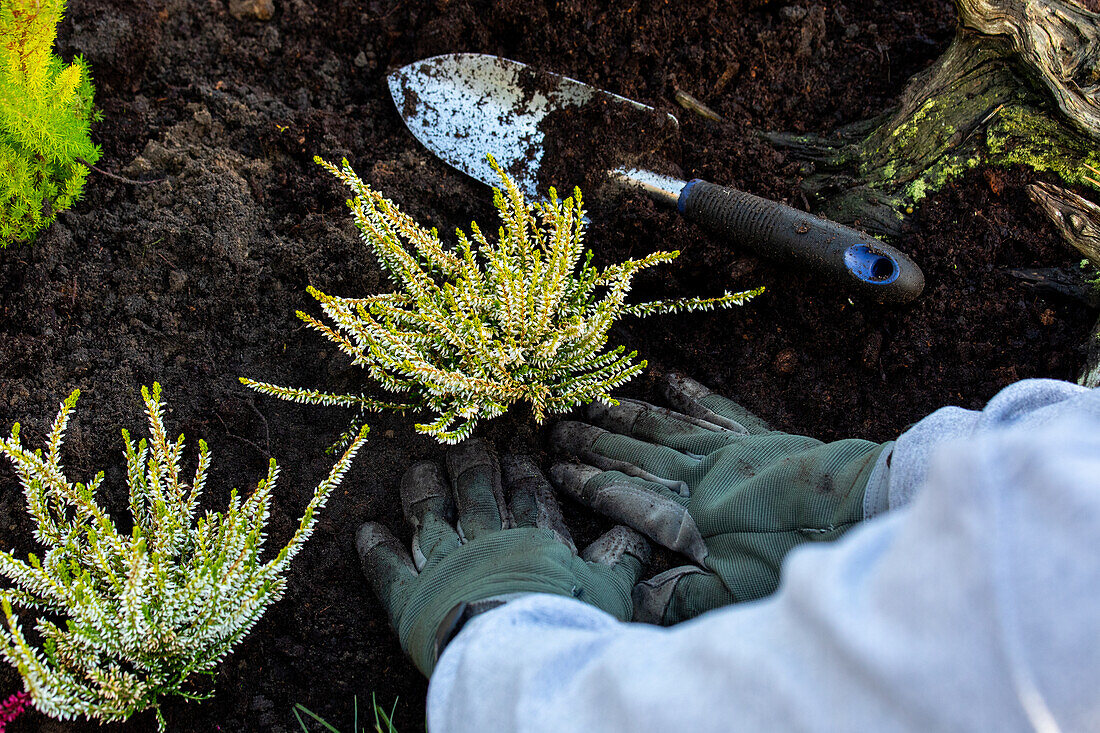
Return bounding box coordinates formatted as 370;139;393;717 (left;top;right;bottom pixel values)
679;180;924;303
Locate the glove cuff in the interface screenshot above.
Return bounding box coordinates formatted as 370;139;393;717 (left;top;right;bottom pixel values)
632;566;706;624
861;441;896;520
434;593;531;664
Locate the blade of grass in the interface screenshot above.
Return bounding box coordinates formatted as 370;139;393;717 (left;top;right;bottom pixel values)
292;696;399;733
294;704;343;733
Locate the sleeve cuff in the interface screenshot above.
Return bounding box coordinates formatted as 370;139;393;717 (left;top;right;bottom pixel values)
862;441;895;520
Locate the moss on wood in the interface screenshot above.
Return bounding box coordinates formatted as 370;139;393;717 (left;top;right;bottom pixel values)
767;0;1100;236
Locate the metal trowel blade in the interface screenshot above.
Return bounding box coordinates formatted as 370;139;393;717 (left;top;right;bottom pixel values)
387;53;676;199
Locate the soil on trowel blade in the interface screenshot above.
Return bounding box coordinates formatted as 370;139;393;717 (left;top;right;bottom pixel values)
0;0;1094;731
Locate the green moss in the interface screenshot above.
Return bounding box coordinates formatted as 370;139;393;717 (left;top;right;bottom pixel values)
774;46;1098;233
905;178;929;202
1082;260;1099;288
902;152;982;203
897;104;1099;207
891;99;937;147
985;105;1100;190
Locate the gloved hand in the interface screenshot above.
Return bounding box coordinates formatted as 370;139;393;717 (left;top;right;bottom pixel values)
549;374;891;625
357;439;650;676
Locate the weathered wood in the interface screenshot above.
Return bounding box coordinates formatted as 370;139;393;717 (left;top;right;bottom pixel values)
958;0;1100;139
1005;266;1100;308
1028;181;1100;267
766;0;1100;235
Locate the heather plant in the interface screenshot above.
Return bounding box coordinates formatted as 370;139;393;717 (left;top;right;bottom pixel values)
0;690;29;730
0;385;368;729
0;0;101;246
242;157;762;444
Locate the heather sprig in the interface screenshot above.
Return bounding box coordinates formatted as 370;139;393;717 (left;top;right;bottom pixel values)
0;690;29;730
242;156;762;443
0;386;368;729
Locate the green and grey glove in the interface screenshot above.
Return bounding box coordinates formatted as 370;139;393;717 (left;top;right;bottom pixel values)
550;374;891;625
356;439;650;676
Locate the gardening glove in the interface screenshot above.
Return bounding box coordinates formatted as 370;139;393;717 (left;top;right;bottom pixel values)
356;439;650;676
550;374;891;625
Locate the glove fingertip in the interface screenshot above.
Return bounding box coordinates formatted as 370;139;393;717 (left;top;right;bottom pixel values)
500;452;538;485
356;521;396;559
400;461;452;526
444;437;497;479
632;566;704;625
583;525;651;568
662;372;712;405
356;522;419;629
662;372;764;434
549;420;604;456
548;461;601;501
356;521;416;576
584;399;650;435
503;453;579;553
446;438;510;535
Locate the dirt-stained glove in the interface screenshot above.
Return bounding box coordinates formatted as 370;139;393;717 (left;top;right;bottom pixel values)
550;374;891;625
356;439;650;676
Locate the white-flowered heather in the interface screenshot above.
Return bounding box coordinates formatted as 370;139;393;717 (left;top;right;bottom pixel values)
0;385;367;730
243;156;762;443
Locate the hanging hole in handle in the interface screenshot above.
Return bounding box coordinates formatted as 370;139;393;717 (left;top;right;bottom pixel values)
844;244;900;284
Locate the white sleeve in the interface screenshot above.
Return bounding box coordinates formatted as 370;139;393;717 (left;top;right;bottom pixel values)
863;377;1091;518
427;382;1100;733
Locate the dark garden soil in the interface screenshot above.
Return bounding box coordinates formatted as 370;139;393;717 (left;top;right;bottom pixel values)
0;0;1095;730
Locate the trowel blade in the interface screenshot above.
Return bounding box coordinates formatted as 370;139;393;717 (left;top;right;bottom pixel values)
387;53;674;199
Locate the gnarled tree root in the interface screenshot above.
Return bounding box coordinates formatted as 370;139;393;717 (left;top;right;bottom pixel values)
766;0;1100;237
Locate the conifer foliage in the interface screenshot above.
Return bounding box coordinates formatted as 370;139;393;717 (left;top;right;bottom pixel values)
0;0;101;246
0;386;368;729
242;157;762;443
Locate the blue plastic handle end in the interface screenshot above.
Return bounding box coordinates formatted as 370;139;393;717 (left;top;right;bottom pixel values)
843;244;901;285
677;179;702;214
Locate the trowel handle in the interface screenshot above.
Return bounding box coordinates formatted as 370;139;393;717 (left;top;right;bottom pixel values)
678;179;924;304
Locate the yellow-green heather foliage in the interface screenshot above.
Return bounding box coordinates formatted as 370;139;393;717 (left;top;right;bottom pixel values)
0;0;101;246
242;157;763;444
0;385;368;730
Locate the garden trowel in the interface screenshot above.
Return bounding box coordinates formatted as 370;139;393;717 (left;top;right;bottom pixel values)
388;53;924;304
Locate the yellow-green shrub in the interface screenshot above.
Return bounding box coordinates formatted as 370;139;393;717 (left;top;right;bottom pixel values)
0;0;100;246
243;157;762;443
